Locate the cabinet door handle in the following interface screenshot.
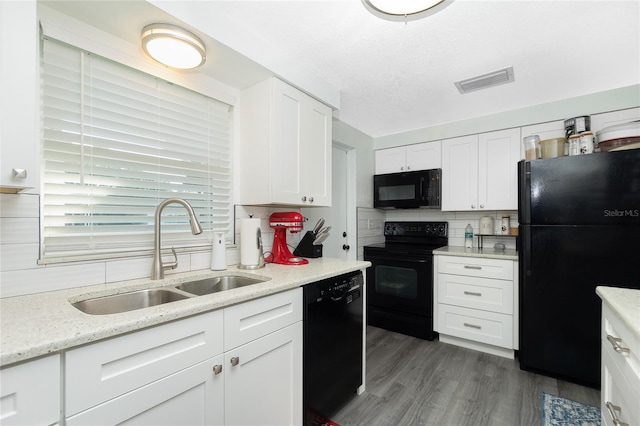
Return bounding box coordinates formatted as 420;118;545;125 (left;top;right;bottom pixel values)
309;197;314;203
230;356;240;366
605;402;629;426
301;196;307;202
463;322;482;330
471;204;476;209
464;265;482;270
213;364;222;375
479;204;485;209
606;335;630;356
464;291;482;296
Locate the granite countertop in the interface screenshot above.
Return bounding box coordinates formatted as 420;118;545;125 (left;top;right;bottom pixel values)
433;246;518;261
0;258;370;367
596;286;640;341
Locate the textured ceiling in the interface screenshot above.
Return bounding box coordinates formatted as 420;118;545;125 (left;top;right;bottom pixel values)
44;1;640;138
207;0;640;138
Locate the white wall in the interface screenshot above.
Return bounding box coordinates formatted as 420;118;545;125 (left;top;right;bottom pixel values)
375;85;640;149
332;119;375;209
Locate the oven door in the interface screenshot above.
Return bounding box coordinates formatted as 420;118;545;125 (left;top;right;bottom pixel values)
365;253;433;316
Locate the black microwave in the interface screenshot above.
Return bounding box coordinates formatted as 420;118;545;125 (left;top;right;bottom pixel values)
374;169;441;209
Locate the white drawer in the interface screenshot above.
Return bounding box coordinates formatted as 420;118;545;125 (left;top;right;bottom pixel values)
602;346;640;426
66;309;223;416
437;304;513;349
438;273;513;315
224;288;302;350
437;255;513;280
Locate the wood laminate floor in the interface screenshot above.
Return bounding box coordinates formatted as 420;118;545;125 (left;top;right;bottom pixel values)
332;326;600;426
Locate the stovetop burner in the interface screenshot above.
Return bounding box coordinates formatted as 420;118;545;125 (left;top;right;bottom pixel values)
364;221;449;256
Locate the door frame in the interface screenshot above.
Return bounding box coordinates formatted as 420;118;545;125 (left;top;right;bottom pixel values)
336;142;357;261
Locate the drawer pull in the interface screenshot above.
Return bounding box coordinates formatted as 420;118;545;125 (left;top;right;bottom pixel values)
213;364;222;375
464;265;482;270
606;335;630;356
463;322;482;330
605;402;628;426
463;291;482;296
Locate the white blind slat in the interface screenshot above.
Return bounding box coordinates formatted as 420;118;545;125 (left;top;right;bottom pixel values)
41;38;233;260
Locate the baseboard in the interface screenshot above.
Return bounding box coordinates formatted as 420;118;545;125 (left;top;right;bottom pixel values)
439;334;515;359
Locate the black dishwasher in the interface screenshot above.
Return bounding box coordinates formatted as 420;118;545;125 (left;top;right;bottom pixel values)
303;270;363;424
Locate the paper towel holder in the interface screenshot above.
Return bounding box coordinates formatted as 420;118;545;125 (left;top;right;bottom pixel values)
238;219;265;270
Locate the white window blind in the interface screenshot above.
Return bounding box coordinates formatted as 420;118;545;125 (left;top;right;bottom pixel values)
41;38;233;260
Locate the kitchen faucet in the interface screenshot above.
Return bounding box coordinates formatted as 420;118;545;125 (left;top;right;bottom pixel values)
151;198;203;280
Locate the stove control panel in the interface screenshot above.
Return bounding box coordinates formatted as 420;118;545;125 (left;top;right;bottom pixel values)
384;221;448;238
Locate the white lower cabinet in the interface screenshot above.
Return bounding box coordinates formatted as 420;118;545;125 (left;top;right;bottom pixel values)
224;323;302;426
64;288;303;425
66;355;224;426
434;255;518;359
0;354;60;426
223;287;303;426
600;302;640;426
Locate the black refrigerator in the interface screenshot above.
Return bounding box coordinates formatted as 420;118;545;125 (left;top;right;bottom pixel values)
518;149;640;388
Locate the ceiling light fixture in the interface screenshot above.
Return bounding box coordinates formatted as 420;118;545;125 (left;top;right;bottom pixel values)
141;23;206;70
364;0;446;16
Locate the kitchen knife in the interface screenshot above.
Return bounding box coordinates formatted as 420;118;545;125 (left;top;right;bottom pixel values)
313;219;325;234
313;232;329;245
317;226;331;236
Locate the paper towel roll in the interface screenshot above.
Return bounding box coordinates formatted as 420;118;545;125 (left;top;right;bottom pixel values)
240;218;261;267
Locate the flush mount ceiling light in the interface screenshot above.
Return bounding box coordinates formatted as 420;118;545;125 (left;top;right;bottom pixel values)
364;0;446;16
141;23;206;70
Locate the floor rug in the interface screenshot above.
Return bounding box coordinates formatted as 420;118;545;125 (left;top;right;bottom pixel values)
306;408;341;426
541;392;601;426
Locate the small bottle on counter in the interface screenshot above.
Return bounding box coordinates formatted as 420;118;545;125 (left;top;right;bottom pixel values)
501;216;511;235
465;224;473;249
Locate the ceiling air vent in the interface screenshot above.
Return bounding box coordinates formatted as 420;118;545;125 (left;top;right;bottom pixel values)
455;66;515;94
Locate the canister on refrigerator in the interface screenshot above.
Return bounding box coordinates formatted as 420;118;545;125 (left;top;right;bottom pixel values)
564;116;591;139
579;132;595;154
568;134;581;156
523;135;539;160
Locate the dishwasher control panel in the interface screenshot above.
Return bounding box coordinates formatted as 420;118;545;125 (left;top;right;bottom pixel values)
305;270;363;302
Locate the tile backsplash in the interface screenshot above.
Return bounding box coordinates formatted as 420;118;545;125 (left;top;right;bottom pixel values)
0;194;305;298
1;192;517;298
356;207;518;254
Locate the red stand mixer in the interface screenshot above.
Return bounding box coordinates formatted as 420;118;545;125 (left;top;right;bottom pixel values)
265;212;308;265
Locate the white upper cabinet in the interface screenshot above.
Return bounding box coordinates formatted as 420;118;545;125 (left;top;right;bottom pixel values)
375;141;441;174
237;77;332;207
442;128;521;211
0;1;39;193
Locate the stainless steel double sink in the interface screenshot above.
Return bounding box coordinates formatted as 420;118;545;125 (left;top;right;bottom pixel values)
72;275;269;315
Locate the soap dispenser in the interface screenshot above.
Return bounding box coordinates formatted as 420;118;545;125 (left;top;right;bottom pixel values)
211;232;226;271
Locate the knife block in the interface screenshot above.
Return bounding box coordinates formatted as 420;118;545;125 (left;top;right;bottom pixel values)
293;231;323;258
